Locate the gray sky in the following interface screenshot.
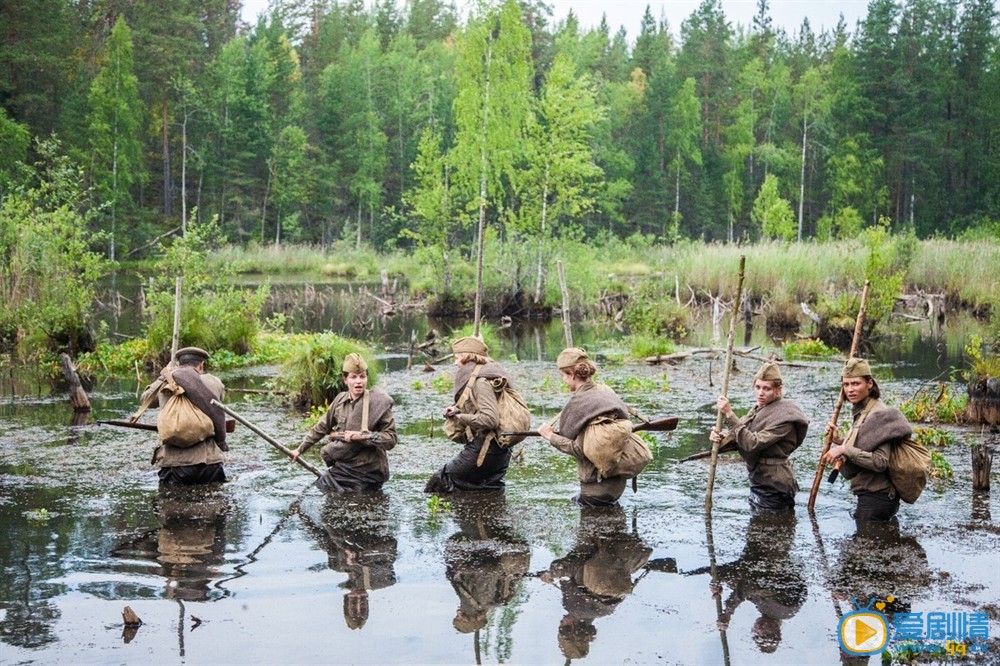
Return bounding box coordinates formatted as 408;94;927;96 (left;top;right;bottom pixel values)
241;0;869;40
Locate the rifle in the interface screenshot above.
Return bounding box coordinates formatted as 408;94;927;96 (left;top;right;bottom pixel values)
98;418;236;433
806;280;870;512
678;439;737;462
500;415;679;439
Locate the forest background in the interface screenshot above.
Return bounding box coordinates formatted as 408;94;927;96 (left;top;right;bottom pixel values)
0;0;998;369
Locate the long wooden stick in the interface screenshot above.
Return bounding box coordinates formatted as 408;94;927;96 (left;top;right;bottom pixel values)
806;280;870;512
705;512;732;666
211;400;322;477
170;276;182;363
557;260;573;347
706;255;745;511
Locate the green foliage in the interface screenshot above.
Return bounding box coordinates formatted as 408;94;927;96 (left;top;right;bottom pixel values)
752;174;796;241
621;282;690;340
913;427;956;449
274;333;378;408
0;138;109;356
86;16;146;259
900;385;968;424
606;375;669;394
447;321;503;357
25;508;51;523
626;334;675;359
430;373;452;394
781;338;837;359
0;107;30;191
144;216;269;362
426;495;452;515
928;450;953;479
964;335;1000;382
77;338;150;375
814;218;909;337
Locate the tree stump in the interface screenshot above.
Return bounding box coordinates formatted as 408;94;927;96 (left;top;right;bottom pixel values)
966;377;999;426
60;353;91;412
971;431;996;492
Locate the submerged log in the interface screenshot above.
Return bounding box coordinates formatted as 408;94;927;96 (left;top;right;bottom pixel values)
122;606;142;626
60;353;91;412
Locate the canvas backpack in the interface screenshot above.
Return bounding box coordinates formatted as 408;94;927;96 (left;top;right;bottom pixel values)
445;366;532;464
581;415;653;480
888;436;931;504
845;400;930;505
488;376;532;448
155;366;216;448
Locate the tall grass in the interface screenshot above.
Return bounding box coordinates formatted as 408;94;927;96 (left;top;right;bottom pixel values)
205;236;999;325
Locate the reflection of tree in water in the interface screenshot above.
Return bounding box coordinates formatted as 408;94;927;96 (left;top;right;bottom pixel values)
297;491;398;630
541;505;654;662
705;511;808;654
0;539;62;649
444;493;531;664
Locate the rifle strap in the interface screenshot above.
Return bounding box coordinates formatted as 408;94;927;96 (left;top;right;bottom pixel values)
130;374;166;422
843;400;877;452
455;365;496;467
361;390;370;432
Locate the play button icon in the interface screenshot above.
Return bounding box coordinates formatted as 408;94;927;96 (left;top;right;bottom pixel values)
839;610;889;656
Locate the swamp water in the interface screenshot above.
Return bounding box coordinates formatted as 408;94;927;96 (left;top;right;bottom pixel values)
1;285;998;665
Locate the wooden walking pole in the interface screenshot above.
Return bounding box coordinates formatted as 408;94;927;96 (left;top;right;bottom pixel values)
705;255;745;511
473;187;487;338
170;276;182;363
211;400;323;478
807;280;870;512
705;512;732;666
557;260;573;347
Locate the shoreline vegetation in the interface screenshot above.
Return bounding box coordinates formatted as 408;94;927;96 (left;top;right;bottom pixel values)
61;234;997;379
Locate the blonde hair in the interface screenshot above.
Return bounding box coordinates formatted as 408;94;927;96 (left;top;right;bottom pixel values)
457;352;490;365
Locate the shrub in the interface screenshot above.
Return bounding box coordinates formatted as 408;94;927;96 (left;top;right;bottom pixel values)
781;338;837;360
899;384;967;424
144;215;268;363
274;333;378;409
0;138;109;357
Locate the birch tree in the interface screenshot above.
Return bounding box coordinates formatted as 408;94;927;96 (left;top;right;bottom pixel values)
450;0;533;331
87;16;145;261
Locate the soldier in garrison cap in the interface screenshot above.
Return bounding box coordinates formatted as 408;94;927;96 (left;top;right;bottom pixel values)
538;348;635;506
710;361;810;511
425;336;517;493
291;352;397;493
139;347;228;485
822;358;913;527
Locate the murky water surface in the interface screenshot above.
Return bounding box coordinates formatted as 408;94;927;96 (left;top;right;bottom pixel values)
1;296;998;664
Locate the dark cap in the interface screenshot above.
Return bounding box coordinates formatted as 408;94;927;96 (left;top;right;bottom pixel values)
175;347;210;363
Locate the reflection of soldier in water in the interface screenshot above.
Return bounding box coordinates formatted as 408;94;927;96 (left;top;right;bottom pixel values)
708;510;807;653
540;505;653;661
833;522;930;617
444;493;531;636
297;491;398;629
154;486;230;602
